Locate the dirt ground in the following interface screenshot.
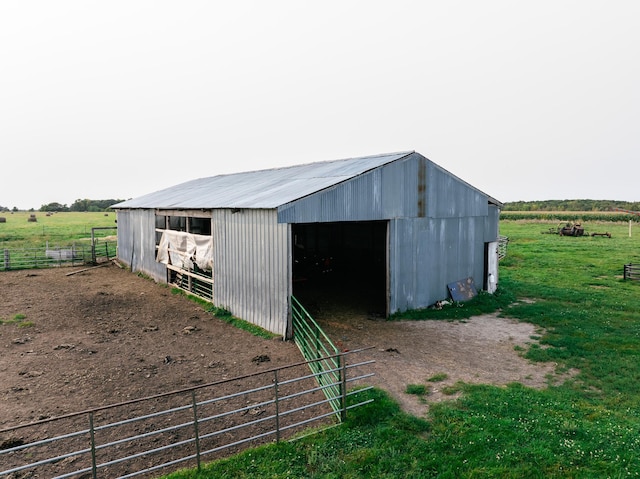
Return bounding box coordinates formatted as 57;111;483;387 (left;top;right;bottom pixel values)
318;312;560;417
1;263;563;428
297;283;566;418
0;264;304;431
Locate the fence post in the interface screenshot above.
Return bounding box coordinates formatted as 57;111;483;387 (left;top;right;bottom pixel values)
3;249;9;270
191;390;202;471
340;352;347;422
274;369;281;442
89;412;98;479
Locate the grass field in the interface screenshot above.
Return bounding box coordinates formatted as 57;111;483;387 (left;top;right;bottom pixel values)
0;211;117;248
161;218;640;478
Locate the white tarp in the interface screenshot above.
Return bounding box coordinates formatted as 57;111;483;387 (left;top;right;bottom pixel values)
156;230;213;271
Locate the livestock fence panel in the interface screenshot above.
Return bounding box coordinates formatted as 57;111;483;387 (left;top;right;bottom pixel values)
291;295;344;419
0;350;374;479
1;241;117;271
624;263;640;281
498;235;509;260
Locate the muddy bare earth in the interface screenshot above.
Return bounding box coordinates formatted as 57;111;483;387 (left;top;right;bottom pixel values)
1;264;562;429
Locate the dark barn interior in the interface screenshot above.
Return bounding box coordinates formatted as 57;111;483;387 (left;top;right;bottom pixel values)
292;221;388;318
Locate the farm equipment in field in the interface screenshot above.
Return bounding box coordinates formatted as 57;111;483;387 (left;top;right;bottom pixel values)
542;222;585;236
558;222;585;236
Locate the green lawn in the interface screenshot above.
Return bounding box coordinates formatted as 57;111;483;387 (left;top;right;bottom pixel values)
161;219;640;478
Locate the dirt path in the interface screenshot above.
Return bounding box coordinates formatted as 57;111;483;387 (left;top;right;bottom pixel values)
319;312;559;417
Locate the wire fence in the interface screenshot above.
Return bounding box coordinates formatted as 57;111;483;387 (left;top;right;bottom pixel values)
0;349;374;479
0;241;117;271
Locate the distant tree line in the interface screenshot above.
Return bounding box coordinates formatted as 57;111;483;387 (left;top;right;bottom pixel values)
38;199;125;213
503;199;640;212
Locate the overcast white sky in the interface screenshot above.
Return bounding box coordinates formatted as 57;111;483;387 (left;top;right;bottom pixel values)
1;1;638;210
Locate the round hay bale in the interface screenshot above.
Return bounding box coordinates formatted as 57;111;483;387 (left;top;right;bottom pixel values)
0;217;6;223
27;216;37;222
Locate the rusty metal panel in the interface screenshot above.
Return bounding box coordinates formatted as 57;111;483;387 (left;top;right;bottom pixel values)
212;209;291;337
447;277;478;302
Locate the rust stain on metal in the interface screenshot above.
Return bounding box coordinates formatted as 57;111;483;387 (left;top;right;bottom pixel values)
417;159;426;217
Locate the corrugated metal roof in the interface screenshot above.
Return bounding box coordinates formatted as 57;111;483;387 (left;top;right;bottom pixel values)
113;151;414;209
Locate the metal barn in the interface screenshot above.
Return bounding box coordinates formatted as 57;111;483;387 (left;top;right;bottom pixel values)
113;151;502;338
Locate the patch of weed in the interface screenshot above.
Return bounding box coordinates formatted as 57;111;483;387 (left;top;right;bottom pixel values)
427;373;448;382
1;313;27;326
441;381;466;395
405;384;428;396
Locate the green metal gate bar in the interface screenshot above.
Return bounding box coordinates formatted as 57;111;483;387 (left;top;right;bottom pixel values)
291;295;342;418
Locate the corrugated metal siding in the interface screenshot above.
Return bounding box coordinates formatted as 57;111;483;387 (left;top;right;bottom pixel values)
278;153;418;222
116;209;167;282
277;152;491;224
212;209;291;337
425;161;489;218
485;204;501;241
389;216;486;313
113;152;412;210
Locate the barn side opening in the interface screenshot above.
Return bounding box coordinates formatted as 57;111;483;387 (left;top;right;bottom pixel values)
154;211;214;301
292;221;388;321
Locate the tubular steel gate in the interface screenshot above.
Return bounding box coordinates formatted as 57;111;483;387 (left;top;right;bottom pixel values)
0;352;374;479
291;295;349;420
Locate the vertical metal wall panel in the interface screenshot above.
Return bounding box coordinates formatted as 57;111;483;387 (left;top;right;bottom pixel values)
116;210;133;268
388;215;487;314
212;209;290;337
485;204;501;241
116;209;166;282
425;161;488;219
